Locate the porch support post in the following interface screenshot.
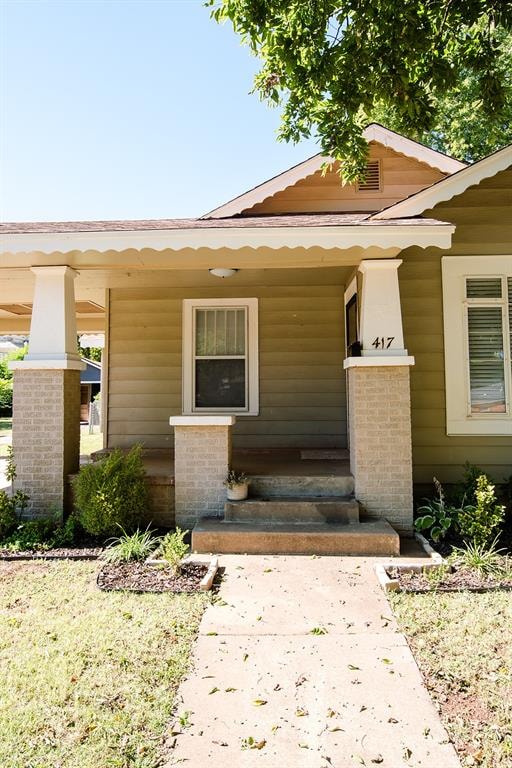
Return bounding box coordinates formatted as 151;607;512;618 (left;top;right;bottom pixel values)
169;415;235;529
345;259;414;534
10;266;85;518
359;259;408;357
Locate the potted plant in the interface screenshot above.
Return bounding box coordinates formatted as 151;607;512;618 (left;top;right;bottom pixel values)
224;469;250;501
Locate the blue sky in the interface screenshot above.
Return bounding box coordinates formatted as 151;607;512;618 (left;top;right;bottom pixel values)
0;0;318;222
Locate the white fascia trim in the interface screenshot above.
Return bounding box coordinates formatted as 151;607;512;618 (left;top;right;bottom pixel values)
363;125;466;174
202;154;326;219
0;223;455;255
374;144;512;220
203;124;466;219
344;355;415;369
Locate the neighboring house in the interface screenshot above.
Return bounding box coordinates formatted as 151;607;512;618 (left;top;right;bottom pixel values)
80;358;101;423
0;124;511;554
0;337;26;360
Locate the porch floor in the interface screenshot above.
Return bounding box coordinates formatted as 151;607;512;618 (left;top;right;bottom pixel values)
139;448;351;481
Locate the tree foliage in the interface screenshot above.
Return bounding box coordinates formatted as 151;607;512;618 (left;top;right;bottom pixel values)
209;0;512;178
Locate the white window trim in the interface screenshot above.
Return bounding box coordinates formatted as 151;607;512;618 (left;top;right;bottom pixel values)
344;275;359;355
182;297;259;416
442;255;512;436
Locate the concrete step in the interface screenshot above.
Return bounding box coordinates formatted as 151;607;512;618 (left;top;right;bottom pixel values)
224;496;360;524
192;519;399;556
248;474;354;498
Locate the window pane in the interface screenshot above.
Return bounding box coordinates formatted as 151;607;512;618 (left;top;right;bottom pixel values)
195;307;245;356
195;359;246;408
196;309;206;356
235;309;245;355
466;278;502;298
468;306;506;413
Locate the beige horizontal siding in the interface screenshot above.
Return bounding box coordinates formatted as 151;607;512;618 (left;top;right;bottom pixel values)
107;272;348;450
245;144;445;215
401;167;512;485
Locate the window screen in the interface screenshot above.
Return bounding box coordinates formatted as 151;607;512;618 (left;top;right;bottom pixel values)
194;307;247;409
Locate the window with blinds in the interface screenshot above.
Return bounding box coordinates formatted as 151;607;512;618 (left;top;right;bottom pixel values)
182;298;259;415
194;307;247;409
466;277;511;415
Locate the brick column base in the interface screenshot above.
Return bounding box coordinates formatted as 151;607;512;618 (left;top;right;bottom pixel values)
12;368;81;518
171;417;234;529
347;363;414;534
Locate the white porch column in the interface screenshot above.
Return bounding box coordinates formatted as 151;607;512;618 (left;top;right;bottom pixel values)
10;266;85;518
359;259;408;356
345;259;414;534
169;415;235;529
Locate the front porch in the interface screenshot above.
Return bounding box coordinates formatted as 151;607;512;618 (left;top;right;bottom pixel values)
0;213;454;555
96;445;398;555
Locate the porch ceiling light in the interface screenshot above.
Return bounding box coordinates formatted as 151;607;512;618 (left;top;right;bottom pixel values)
208;268;238;279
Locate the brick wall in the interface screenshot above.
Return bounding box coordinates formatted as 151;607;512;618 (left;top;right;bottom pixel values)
12;368;81;518
347;365;413;533
174;425;231;528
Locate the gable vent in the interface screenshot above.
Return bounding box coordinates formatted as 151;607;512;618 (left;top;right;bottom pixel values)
357;160;381;192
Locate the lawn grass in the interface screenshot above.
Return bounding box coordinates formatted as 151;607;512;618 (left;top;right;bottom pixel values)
0;423;101;458
80;427;103;456
391;591;512;768
0;418;12;458
0;560;207;768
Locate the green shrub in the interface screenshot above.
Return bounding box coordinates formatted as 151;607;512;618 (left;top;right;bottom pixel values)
5;518;57;552
0;492;17;540
456;475;505;547
0;489;30;541
415;478;458;542
6;446;16;484
160;527;189;573
73;445;149;538
102;526;160;564
51;515;82;548
0;379;12;413
2;513;82;553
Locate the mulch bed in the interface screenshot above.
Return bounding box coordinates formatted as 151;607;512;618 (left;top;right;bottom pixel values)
389;566;512;592
97;561;209;593
0;547;102;560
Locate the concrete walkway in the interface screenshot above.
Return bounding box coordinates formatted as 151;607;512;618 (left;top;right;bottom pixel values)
167;553;461;768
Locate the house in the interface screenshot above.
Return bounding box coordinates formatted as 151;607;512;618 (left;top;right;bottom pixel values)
0;124;511;554
80;358;101;423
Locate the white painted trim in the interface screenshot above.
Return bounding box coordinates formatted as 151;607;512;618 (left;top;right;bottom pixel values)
363;125;466;173
343;276;358;306
182;297;259;417
203;124;465;218
102;288;110;449
358;259;408;356
10;359;86;371
0;223;455;255
442;255;512;436
344;356;415;369
169;415;237;427
374;144;512;220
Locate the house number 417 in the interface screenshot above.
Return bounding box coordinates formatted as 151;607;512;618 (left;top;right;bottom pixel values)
372;336;395;349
